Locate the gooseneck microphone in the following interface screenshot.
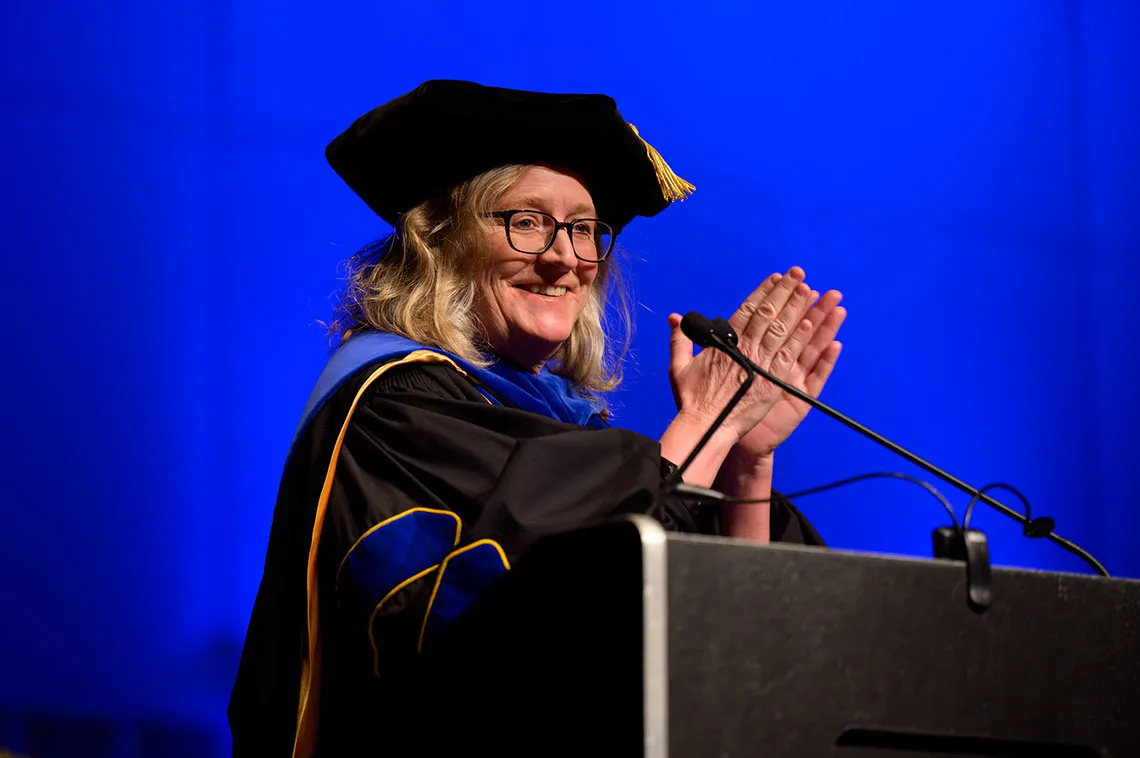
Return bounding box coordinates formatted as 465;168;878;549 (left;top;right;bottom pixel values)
674;311;1108;578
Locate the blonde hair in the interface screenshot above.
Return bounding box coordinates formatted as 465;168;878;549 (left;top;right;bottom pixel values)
330;165;633;398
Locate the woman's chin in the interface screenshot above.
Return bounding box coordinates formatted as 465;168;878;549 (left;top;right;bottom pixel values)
507;311;569;343
502;324;573;366
528;323;574;349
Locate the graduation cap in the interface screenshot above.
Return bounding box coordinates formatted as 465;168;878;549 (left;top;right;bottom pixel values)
325;79;694;233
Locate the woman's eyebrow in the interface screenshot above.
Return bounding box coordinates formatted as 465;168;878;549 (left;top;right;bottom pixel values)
506;196;597;217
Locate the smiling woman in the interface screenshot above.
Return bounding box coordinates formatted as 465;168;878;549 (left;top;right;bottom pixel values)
229;80;845;758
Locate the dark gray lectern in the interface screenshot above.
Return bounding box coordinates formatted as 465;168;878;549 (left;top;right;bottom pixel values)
381;516;1140;757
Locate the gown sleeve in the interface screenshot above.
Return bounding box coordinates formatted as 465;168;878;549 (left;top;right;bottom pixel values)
314;361;710;754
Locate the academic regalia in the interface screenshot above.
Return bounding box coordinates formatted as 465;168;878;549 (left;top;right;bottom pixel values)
228;334;824;757
228;80;824;758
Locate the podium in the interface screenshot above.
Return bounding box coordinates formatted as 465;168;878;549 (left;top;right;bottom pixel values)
382;516;1140;757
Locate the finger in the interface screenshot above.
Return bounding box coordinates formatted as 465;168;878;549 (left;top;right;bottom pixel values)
804;341;843;397
798;297;846;370
788;288;824;355
791;288;821;339
668;312;693;376
768;313;816;380
804;289;842;332
738;266;806;347
727;269;790;333
667;313;692;409
812;301;846;346
754;278;813;359
765;283;821;374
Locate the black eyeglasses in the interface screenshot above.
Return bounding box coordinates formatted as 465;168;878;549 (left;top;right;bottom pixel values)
486;209;615;263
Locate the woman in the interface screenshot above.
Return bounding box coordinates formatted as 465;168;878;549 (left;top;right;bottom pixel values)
229;80;845;757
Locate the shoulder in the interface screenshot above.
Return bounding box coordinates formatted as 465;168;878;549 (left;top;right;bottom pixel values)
296;355;490;445
363;358;487;403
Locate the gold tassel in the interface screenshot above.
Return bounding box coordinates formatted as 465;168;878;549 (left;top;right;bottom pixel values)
628;123;695;203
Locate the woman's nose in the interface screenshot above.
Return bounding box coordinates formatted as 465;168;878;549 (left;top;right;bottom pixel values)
537;227;578;268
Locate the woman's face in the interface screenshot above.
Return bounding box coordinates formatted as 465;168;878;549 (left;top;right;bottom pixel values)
475;165;600;370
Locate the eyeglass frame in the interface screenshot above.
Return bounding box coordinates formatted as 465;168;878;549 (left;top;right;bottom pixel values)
485;209;616;263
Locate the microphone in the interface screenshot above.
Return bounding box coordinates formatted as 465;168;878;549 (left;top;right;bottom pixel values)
681;311;719;349
691;313;1108;578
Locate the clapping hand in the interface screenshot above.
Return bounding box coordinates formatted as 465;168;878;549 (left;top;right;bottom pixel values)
668;266;845;460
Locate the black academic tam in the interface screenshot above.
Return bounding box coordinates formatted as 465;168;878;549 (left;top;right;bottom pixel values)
325;79;695;232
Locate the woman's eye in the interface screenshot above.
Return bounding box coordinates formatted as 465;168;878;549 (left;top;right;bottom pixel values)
572;221;595;236
511;214;542;231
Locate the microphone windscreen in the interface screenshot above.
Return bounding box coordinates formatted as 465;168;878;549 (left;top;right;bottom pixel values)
710;317;739;347
681;312;717;348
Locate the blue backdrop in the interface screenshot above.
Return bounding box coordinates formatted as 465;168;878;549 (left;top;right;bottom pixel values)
2;1;1137;755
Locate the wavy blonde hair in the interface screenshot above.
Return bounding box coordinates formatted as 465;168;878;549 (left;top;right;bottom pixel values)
330;165;633;398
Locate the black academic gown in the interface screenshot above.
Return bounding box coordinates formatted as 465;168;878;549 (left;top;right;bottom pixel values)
228;355;824;758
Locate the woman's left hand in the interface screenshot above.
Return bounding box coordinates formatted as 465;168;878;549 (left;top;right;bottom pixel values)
731;275;846;462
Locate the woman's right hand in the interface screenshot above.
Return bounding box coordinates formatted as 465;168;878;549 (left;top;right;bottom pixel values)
667;266;818;443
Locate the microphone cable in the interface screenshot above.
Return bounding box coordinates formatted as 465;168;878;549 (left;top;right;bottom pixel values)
674;471;959;528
